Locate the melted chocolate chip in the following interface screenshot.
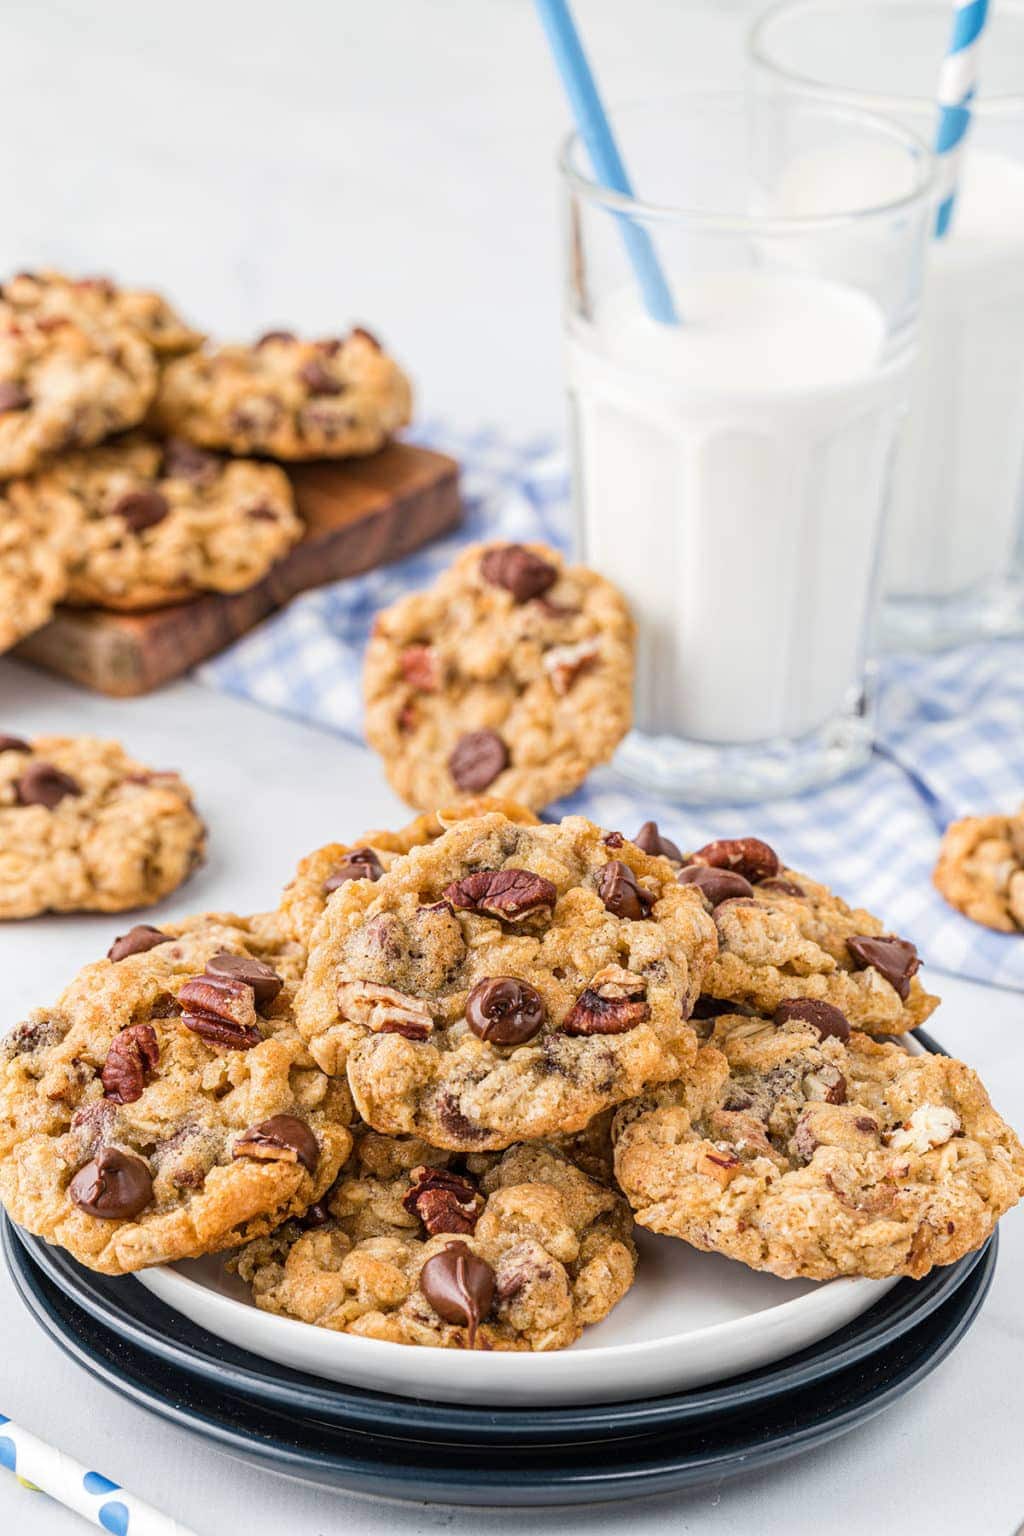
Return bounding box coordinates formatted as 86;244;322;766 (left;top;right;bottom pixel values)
205;952;283;1007
107;925;172;963
448;730;509;792
233;1114;319;1172
256;329;296;346
111;489;170;533
69;1147;153;1219
0;734;29;753
846;935;921;1000
418;1241;496;1346
299;359;343;395
162;438;219;483
466;976;546;1045
14;762;81;809
323;846;384;894
0;381;30;412
479;544;558;603
774;998;852;1042
677;865;754;907
633;820;683;862
597;860;654;920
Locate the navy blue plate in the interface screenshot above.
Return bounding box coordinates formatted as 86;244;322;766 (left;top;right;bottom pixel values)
8;1217;989;1448
6;1223;995;1505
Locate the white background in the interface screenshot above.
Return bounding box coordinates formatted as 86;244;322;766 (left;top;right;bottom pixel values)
1;3;1023;1533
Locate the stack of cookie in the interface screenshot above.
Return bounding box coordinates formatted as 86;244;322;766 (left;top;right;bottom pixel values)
0;269;412;646
2;797;1022;1353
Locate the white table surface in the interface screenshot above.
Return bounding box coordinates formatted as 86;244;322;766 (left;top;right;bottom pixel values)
1;1;1023;1530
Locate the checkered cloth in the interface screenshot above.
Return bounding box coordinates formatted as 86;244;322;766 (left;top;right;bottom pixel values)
199;424;1024;991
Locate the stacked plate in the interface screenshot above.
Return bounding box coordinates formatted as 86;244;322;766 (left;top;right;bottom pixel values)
2;1030;999;1507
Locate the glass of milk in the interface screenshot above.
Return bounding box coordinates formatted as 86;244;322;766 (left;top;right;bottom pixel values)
752;0;1024;650
561;91;933;802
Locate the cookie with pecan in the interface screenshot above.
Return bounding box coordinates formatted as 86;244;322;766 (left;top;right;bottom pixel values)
233;1133;636;1350
933;808;1024;933
295;812;717;1149
21;432;301;610
0;735;206;919
364;541;635;811
0;313;157;478
613;1009;1024;1281
0;270;203;357
0;913;353;1274
278;795;540;944
151;328;412;460
623;828;938;1035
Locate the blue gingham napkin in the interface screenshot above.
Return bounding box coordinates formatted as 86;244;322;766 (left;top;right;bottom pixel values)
199;424;1024;991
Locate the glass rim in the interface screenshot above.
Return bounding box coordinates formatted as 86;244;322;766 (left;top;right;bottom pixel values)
557;88;936;233
750;0;1024;117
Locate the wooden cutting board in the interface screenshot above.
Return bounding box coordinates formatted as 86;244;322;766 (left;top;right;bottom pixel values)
15;442;461;698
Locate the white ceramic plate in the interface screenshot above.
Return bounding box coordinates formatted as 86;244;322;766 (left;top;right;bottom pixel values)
138;1234;897;1408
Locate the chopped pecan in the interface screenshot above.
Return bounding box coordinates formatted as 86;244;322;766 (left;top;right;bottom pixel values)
561;965;650;1036
232;1114;319;1172
699;1148;743;1187
542;638;600;695
178;974;262;1050
442;868;556;924
337;979;433;1039
802;1065;847;1105
101;1024;159;1104
400;644;443;693
691;837;780;883
402;1166;484;1235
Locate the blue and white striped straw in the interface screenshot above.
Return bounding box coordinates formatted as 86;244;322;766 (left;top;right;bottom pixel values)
933;0;989;238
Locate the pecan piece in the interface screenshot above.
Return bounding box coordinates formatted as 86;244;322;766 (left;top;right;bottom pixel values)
101;1024;159;1105
400;644;443;693
542;638;599;695
337;979;433;1039
443;868;556;924
232;1114;319;1172
562;965;650;1036
178;974;262;1050
699;1148;743;1187
691;837;780;883
402;1166;484;1235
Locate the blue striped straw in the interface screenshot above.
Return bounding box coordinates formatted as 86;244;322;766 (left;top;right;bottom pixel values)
534;0;679;323
933;0;989;238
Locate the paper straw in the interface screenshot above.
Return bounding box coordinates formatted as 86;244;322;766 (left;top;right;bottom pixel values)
534;0;679;323
0;1415;198;1536
933;0;989;237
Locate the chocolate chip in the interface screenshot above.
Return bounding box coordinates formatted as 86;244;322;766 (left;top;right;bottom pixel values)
691;837;780;883
603;831;625;849
0;735;29;753
846;935;921;1000
111;489;169;533
633;821;683;862
759;878;805;897
162;438;219;483
677;865;754;907
299;359;344;395
246;505;279;522
435;1091;490;1144
205;952;283;1007
466;976;546;1045
443;868;557;924
69;1147;153;1220
691;995;744;1020
0;381;29;412
479;544;558;603
301;1200;332;1229
597;860;654;920
101;1024;159;1104
774;998;852;1042
448;730;509;792
14;762;81;809
232;1114;319;1172
256;330;296;346
323;847;384;894
418;1241;495;1346
107;925;172;963
403;1167;484;1235
351;326;381;350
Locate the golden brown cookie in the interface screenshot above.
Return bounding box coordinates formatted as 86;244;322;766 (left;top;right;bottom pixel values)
934;809;1024;932
613;1008;1024;1281
0;913;353;1274
295;812;717;1149
363;541;635;811
233;1132;636;1350
0;480;78;650
0;270;203;357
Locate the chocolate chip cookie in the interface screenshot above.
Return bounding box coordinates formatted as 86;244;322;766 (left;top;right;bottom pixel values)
152;328;412;460
22;432;302;610
233;1132;636;1350
295;812;717;1149
0;913;353;1273
613;1009;1024;1281
0;735;206;918
279;795;540;944
0;314;157;479
0;481;78;650
363;542;635;811
0;271;204;357
621;827;938;1035
934;809;1024;933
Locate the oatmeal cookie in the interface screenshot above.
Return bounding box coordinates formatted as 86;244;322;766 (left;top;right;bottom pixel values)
621;827;938;1035
151;327;412;460
0;314;157;478
295;812;717;1149
364;541;635;811
278;795;540;944
0;271;203;357
233;1132;636;1350
22;432;301;610
613;1008;1024;1281
0;735;206;918
0;481;77;650
0;912;353;1274
933;809;1024;933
